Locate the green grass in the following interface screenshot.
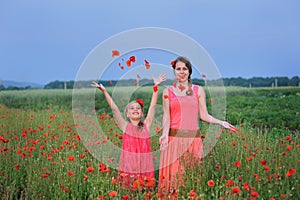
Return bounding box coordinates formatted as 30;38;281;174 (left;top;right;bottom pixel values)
0;86;299;199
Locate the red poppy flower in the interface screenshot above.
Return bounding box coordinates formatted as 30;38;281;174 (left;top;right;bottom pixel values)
264;166;271;171
134;81;139;86
246;157;253;162
136;74;140;79
201;73;206;78
214;165;220;169
286;168;296;177
251;191;259;198
87;167;95;173
170;60;175;66
136;99;144;107
189;190;196;197
122;195;129;200
83;175;88;181
235;160;241;168
68;171;74;176
207;180;215;187
243;182;251;191
112;50;120;57
67;156;75;161
129;56;136;62
163;95;169;99
42;173;49;178
260;160;267;166
126;59;131;67
144;59;150;69
286;136;291;141
153;85;158;92
232;187;241;194
108;191;117;197
109;80;113;85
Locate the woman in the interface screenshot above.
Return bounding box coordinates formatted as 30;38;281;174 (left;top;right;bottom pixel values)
158;56;236;196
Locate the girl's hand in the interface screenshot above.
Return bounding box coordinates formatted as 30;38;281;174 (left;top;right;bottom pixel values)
222;121;238;132
153;73;167;86
91;81;106;92
159;135;168;150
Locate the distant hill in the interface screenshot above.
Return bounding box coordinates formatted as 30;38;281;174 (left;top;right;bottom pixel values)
0;80;44;88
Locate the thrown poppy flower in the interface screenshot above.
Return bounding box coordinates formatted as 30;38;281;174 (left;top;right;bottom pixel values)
144;59;150;69
201;73;206;78
134;81;139;86
126;59;131;67
136;74;140;79
112;50;120;57
129;56;136;62
109;80;113;85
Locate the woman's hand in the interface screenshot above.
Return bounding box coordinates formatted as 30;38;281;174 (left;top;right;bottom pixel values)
221;121;238;132
153;73;167;86
91;81;106;92
159;135;168;150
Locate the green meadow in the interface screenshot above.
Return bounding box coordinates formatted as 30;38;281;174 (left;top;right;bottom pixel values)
0;86;299;199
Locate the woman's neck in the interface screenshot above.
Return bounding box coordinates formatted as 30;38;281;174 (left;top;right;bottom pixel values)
176;79;190;88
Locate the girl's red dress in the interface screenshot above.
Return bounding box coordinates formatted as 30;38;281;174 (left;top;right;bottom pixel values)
118;123;155;190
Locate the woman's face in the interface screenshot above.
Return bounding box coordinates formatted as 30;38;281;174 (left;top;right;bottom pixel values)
126;102;143;120
174;61;190;82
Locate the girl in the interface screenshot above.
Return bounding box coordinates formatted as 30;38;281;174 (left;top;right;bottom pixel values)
91;74;166;190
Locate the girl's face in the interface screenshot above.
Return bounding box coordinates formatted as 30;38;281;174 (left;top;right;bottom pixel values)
126;102;143;120
174;61;190;82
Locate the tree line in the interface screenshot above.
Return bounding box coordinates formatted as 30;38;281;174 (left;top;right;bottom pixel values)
1;76;299;90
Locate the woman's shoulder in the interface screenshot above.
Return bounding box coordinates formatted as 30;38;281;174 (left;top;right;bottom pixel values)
192;84;205;95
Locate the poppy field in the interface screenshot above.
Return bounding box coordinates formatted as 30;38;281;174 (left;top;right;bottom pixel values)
0;86;299;199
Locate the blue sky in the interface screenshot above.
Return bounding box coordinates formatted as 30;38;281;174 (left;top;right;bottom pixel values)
0;0;299;85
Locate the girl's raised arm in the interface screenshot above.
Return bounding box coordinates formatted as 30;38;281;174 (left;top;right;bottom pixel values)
91;82;127;132
144;74;167;129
